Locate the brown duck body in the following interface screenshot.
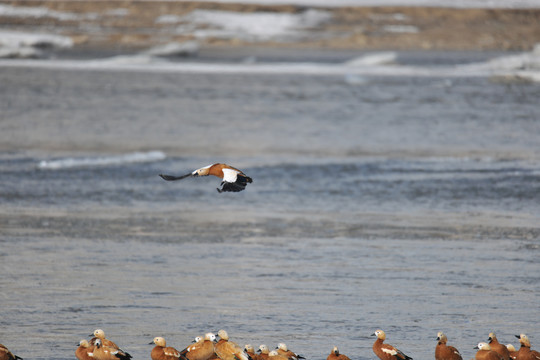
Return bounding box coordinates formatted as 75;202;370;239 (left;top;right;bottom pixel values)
214;330;249;360
76;340;95;360
488;333;510;360
160;163;253;193
515;335;540;360
276;344;303;360
93;339;131;360
327;346;351;360
246;345;264;360
183;333;216;360
0;344;22;360
372;330;413;360
475;343;504;360
258;345;270;360
435;333;462;360
151;337;182;360
506;345;518;360
89;329;121;350
268;351;290;360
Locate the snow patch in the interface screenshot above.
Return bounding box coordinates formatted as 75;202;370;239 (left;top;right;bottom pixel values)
0;4;97;21
0;30;73;58
383;25;420;33
0;31;73;49
345;52;397;66
143;41;199;57
177;9;332;42
155;14;183;24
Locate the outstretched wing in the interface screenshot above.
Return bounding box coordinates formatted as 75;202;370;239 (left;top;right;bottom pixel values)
159;173;192;181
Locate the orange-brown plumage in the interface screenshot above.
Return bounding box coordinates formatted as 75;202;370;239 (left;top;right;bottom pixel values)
151;337;182;360
0;344;22;360
89;329;121;350
246;345;265;360
275;344;304;360
258;345;270;360
76;340;95;360
507;345;518;360
183;333;216;360
475;343;504;360
488;333;510;360
268;350;290;360
435;332;462;360
327;346;351;360
214;330;250;360
159;163;252;193
515;334;540;360
372;330;413;360
93;339;131;360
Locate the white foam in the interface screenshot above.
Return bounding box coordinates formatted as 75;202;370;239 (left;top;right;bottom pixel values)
37;151;167;170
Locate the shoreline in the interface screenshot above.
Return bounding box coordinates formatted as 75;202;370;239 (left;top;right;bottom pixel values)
1;1;539;53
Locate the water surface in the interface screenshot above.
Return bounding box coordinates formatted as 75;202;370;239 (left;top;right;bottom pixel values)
0;53;539;360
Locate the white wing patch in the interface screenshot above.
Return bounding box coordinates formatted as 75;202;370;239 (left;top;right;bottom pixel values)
164;349;179;357
222;168;239;183
382;348;398;356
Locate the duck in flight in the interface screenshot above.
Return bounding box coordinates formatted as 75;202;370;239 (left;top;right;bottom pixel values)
159;163;253;193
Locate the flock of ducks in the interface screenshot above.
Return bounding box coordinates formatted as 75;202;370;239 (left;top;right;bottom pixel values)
3;328;539;360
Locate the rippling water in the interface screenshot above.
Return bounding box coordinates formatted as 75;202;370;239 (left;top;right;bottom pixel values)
0;53;539;360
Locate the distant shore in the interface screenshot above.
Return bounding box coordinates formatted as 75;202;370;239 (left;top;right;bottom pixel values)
1;0;539;53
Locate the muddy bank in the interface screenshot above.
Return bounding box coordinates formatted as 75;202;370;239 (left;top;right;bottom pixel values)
1;1;539;52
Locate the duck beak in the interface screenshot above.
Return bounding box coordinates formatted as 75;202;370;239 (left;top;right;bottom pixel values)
474;346;480;349
149;341;155;345
371;333;376;337
437;336;441;341
515;335;521;339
